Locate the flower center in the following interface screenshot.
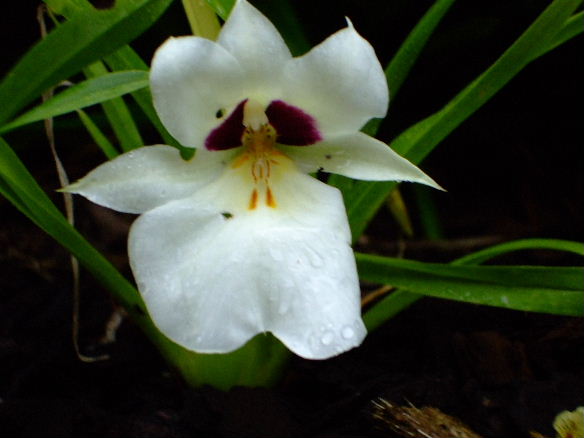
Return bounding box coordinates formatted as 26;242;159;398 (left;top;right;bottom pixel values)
205;98;324;211
230;100;283;210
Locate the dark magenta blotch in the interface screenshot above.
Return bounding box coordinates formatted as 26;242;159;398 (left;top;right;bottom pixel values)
265;100;322;146
205;100;247;151
204;99;322;150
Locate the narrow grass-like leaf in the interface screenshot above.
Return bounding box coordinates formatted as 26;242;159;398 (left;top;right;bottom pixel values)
205;0;235;20
182;0;221;39
1;136;287;389
363;289;424;332
358;254;583;317
386;0;457;98
44;0;87;17
43;0;184;150
84;62;143;152
76;109;119;159
0;71;148;134
363;238;584;331
392;1;580;161
104;47;183;149
331;0;582;241
536;11;584;56
0;0;173;125
412;185;443;239
359;255;582;290
0;177;35;220
453;238;584;265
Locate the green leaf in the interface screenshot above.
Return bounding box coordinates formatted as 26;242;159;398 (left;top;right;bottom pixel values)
0;141;135;305
0;0;174;125
83;62;143;152
76;108;120;159
0;71;148;134
391;1;580;162
453;238;584;266
104;46;184;150
358;254;583;318
182;0;221;39
1;136;288;389
363;238;584;331
204;0;235;20
536;10;584;56
330;0;582;241
44;0;89;17
387;0;457;98
363;0;457;135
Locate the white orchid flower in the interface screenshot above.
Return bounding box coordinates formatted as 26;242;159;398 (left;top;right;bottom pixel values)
66;0;440;359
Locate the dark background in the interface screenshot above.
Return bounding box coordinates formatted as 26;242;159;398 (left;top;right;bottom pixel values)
1;1;582;437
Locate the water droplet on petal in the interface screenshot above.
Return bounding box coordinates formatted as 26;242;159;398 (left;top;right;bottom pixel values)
341;326;355;340
321;331;334;345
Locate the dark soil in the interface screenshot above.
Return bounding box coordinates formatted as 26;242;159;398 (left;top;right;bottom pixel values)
1;1;583;437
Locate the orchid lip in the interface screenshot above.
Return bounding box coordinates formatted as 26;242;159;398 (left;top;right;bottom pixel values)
205;99;322;151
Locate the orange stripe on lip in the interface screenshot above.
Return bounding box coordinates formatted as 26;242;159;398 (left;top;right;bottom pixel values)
249;189;258;210
266;187;276;208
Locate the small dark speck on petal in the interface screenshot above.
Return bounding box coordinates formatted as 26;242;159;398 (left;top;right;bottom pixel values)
221;212;234;219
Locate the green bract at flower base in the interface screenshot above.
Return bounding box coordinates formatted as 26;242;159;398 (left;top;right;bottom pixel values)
65;0;439;379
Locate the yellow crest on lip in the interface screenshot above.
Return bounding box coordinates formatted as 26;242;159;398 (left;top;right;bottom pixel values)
230;100;285;210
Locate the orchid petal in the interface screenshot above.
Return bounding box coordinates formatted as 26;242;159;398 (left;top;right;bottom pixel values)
280;21;388;137
129;164;365;359
217;0;291;96
281;132;443;189
65;146;235;214
150;36;245;148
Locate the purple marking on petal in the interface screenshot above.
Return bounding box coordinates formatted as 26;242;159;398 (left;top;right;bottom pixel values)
205;100;247;151
265;100;322;146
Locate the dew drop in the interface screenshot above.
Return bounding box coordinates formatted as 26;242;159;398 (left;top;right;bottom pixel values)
321;331;334;345
341;326;355;340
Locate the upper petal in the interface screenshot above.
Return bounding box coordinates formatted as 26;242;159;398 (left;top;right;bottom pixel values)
129;160;365;359
280;21;388;137
150;36;246;148
217;0;291;96
64;145;235;213
281;132;443;189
